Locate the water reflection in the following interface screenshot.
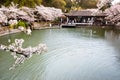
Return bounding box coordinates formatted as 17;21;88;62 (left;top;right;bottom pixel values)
0;27;120;80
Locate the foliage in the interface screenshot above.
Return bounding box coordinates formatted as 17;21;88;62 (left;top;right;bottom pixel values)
97;0;113;11
1;0;42;8
0;0;100;11
42;0;66;11
16;21;28;28
104;4;120;24
64;0;74;12
100;3;111;11
42;0;52;6
64;0;98;12
0;39;47;70
51;0;66;10
0;0;6;5
74;0;98;9
35;6;63;21
1;0;118;15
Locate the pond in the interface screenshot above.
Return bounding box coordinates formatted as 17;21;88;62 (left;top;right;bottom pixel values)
0;27;120;80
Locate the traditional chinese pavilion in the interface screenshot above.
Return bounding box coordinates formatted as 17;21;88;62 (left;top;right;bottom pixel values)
63;9;107;27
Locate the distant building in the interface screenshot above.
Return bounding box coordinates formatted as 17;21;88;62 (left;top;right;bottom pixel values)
64;9;107;26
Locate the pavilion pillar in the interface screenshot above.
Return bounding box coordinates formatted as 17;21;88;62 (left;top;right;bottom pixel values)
67;17;69;23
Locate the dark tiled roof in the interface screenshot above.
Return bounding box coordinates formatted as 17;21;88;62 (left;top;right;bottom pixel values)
65;10;107;17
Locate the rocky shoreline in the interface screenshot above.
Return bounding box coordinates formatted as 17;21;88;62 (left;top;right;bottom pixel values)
0;21;120;37
0;25;61;37
0;29;21;36
0;3;63;37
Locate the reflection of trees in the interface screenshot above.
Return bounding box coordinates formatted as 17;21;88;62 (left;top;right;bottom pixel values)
64;27;107;39
91;27;105;38
78;28;120;64
85;27;120;39
74;27;106;38
105;29;120;63
66;27;120;40
105;29;120;50
105;29;120;40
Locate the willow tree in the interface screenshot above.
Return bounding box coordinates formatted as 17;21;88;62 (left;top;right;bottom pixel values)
3;0;42;7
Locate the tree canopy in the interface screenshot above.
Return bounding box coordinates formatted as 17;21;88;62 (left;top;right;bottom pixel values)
51;0;66;10
72;0;98;9
0;0;99;10
0;0;42;7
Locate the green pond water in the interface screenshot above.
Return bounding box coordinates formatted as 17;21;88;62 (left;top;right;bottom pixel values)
0;27;120;80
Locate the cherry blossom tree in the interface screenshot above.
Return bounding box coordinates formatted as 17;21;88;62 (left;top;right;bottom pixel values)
0;39;47;70
105;4;120;24
97;0;113;10
35;5;63;21
97;0;120;25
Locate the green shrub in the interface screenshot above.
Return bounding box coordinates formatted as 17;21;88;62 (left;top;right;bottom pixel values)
16;21;28;29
